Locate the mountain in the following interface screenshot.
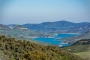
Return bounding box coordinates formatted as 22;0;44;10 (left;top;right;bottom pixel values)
0;24;10;30
0;35;83;60
23;20;90;33
0;24;52;42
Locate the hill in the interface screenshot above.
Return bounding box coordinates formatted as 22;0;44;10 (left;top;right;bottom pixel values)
0;24;10;30
62;39;90;60
60;30;90;44
0;35;83;60
0;24;54;46
1;20;90;35
23;20;90;33
73;39;90;45
0;24;52;39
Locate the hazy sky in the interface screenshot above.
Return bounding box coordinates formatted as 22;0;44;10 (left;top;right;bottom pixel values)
0;0;90;24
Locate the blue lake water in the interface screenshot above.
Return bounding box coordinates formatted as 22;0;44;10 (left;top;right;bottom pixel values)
34;38;61;44
34;33;78;47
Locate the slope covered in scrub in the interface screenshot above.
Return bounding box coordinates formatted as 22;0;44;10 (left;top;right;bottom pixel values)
0;35;83;60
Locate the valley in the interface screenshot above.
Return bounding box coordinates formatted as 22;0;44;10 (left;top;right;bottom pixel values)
1;0;90;60
0;21;90;60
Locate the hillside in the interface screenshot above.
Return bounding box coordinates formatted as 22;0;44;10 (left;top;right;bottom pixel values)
0;35;83;60
62;39;90;60
23;20;90;33
73;39;90;45
1;20;90;38
62;39;90;53
60;30;90;44
0;24;52;39
0;24;10;30
0;24;54;46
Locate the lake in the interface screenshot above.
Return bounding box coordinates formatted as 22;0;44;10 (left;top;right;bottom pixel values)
34;33;78;47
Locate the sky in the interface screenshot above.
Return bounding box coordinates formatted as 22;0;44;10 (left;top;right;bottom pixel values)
0;0;90;24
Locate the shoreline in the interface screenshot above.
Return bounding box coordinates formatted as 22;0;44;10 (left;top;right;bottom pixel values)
28;33;79;39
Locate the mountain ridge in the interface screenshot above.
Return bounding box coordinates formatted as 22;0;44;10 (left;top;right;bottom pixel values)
22;20;90;33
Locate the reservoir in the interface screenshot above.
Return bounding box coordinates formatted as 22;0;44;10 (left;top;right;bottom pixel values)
34;33;78;47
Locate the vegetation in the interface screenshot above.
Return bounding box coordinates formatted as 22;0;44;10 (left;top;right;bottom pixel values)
73;50;90;60
0;24;53;45
23;21;90;33
0;24;52;39
0;35;83;60
62;44;90;53
60;30;90;44
62;39;90;60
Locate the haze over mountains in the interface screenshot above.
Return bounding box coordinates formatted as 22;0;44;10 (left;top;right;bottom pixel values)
0;20;90;45
0;24;51;39
0;20;90;36
23;21;90;33
12;20;90;34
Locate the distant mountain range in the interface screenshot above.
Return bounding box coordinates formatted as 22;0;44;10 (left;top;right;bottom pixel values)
3;20;90;34
22;20;90;34
0;24;52;40
0;20;90;45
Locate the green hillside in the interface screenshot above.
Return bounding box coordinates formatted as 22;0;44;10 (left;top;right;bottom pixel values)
0;35;83;60
62;39;90;60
